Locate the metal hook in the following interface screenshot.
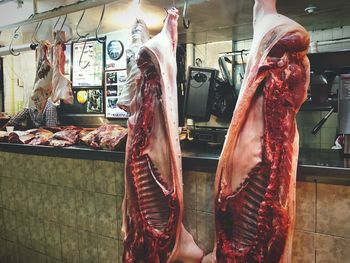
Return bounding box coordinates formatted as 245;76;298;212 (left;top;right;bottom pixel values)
79;38;90;69
57;14;67;43
9;26;21;56
76;10;89;41
53;15;67;43
183;0;190;29
53;16;61;30
31;20;43;47
95;4;106;44
163;8;169;23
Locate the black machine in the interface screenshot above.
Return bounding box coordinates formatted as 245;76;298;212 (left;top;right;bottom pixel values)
184;58;238;143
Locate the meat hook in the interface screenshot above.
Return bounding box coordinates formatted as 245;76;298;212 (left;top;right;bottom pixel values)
9;26;21;56
95;4;106;44
56;14;68;43
30;20;43;49
183;0;190;29
76;9;89;41
53;16;62;31
79;39;90;69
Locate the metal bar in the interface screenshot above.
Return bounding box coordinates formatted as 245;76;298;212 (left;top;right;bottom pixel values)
0;44;33;57
219;50;250;57
0;0;118;31
317;37;350;46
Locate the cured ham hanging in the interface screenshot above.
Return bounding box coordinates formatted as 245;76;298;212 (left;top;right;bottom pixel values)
122;9;203;263
203;0;310;262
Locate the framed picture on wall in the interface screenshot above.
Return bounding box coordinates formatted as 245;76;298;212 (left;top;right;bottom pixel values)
72;39;104;87
105;70;129;118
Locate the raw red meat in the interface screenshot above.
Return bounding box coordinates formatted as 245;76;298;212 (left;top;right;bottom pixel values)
203;1;310;262
31;41;53;112
122;9;203;263
7;129;38;144
27;128;53;145
51;32;74;105
80;124;127;151
49;126;82;147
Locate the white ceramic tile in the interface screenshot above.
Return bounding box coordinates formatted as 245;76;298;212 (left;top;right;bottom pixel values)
332;27;343;39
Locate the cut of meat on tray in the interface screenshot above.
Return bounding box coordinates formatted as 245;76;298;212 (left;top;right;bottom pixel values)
49;126;82;147
27;129;54;145
122;8;203;263
80;124;127;151
8;130;36;144
203;0;310;263
7;128;54;145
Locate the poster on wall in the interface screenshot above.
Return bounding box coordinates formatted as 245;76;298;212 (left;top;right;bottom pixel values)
87;89;103;113
72;40;104;87
105;30;129;70
105;70;129;118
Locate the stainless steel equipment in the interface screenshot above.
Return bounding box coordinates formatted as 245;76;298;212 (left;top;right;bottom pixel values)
339;74;350;155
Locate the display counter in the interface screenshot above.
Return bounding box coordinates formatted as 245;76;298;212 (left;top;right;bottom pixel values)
0;142;349;184
0;143;349;262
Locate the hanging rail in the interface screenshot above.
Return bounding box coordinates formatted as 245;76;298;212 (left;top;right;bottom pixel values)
0;0;118;31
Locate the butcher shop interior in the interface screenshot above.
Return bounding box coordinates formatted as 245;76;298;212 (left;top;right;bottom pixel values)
0;0;350;262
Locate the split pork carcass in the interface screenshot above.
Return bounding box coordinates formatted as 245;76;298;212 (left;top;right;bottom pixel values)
117;18;149;112
203;0;310;262
51;32;74;104
31;41;53;112
122;10;203;263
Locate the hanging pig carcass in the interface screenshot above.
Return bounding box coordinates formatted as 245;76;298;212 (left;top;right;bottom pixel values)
122;9;203;263
203;0;310;262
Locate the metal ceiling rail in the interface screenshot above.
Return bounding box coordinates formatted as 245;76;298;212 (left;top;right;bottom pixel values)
0;0;118;31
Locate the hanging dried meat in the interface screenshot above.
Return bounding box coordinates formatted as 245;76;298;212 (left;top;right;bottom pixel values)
122;9;203;263
204;0;310;262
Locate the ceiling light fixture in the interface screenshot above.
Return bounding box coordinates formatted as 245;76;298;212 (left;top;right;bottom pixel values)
304;6;317;14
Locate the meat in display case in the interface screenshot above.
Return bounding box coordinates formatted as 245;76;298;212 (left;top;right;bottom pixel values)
105;70;129;118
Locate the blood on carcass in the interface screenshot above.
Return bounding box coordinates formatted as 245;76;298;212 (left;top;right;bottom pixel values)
51;32;73;105
203;0;310;262
31;41;53;112
122;9;203;263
